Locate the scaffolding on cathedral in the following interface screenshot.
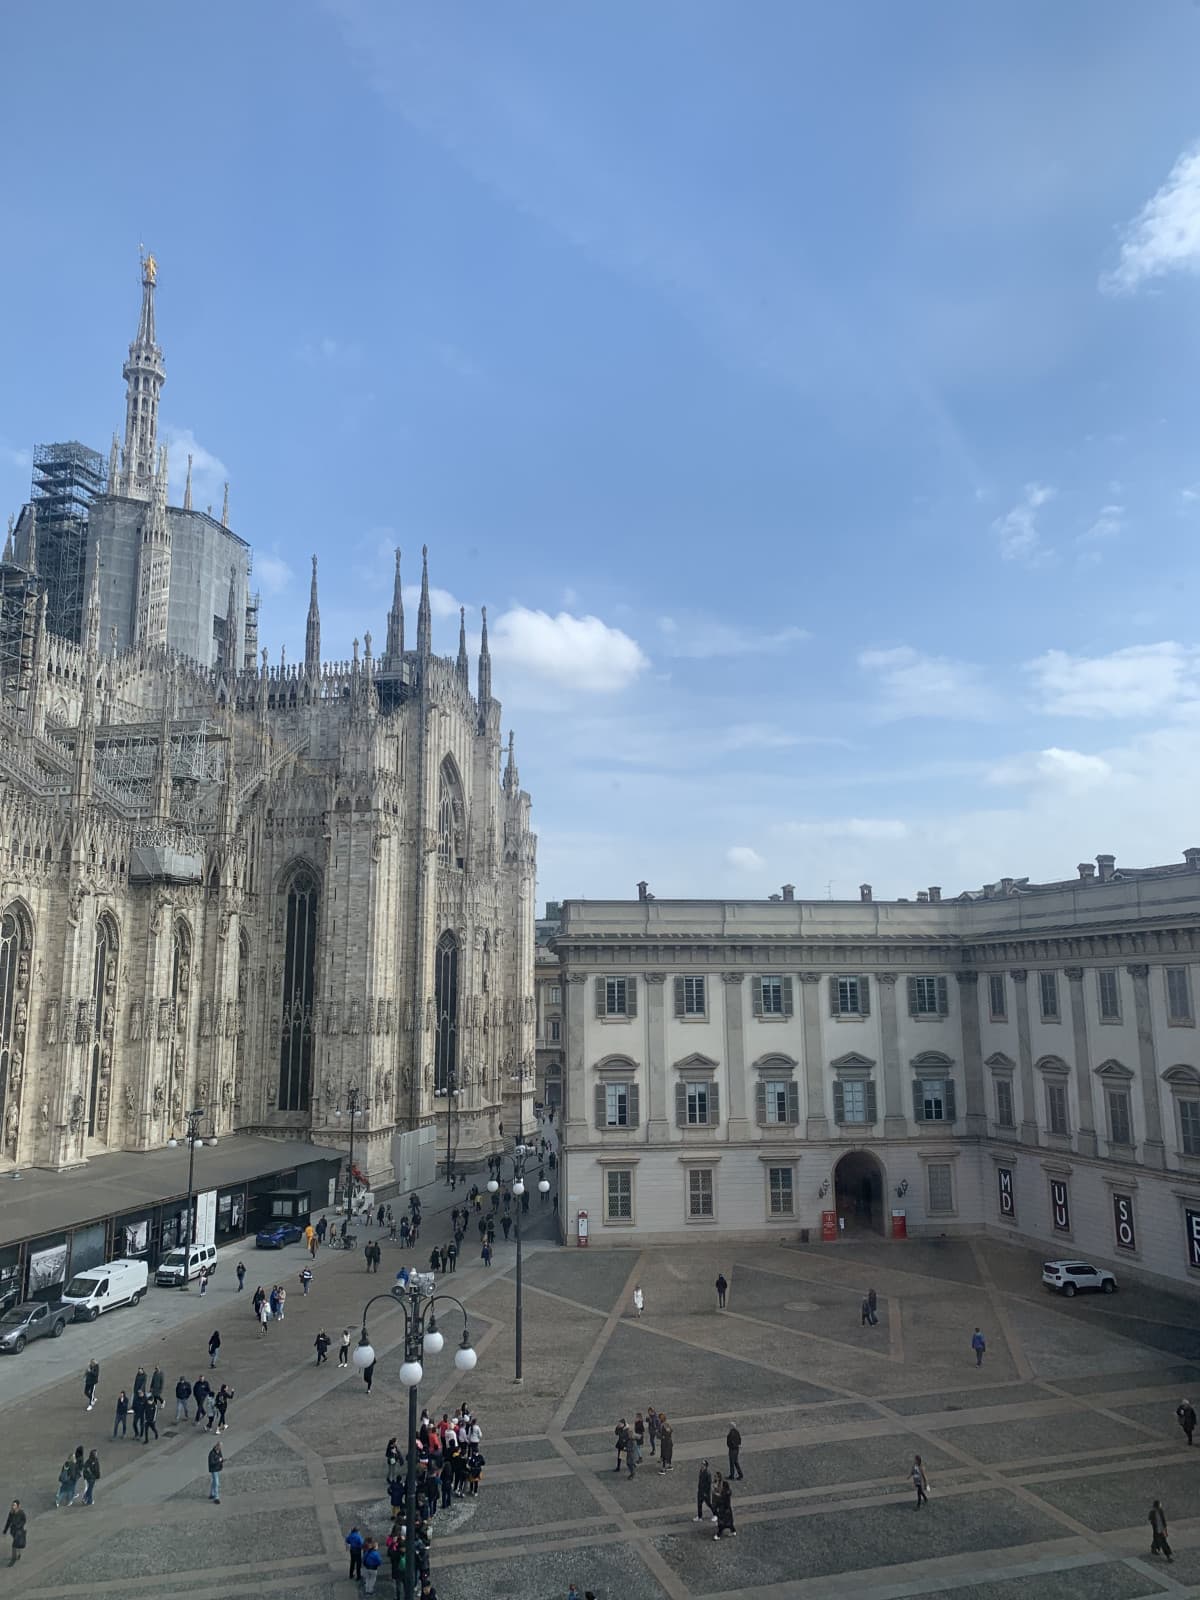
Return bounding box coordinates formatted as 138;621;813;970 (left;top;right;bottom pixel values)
31;441;106;646
0;561;40;698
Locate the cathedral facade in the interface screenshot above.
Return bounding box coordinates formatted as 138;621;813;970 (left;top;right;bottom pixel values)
0;262;536;1185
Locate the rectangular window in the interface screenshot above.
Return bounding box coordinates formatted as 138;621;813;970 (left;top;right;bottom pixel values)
760;975;784;1015
549;1018;561;1042
834;1078;877;1125
1045;1079;1070;1137
768;1167;794;1216
1107;1088;1132;1147
605;1084;629;1127
1167;967;1194;1024
687;1169;714;1219
908;975;949;1017
926;1162;954;1214
1097;970;1121;1021
831;975;869;1016
1039;971;1059;1020
1180;1098;1200;1157
764;1080;791;1124
605;977;628;1017
994;1077;1015;1129
605;1169;632;1222
686;1083;711;1125
988;973;1007;1020
680;976;707;1017
549;985;561;1004
919;1080;945;1121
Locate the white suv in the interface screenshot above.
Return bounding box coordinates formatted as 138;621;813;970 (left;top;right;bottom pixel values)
1042;1259;1117;1297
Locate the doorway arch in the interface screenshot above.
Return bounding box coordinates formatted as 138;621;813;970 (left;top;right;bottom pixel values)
834;1149;886;1235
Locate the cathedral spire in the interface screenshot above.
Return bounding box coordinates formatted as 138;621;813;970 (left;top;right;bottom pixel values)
221;565;239;680
221;482;230;528
183;452;193;510
24;506;37;576
134;446;172;648
119;250;165;501
477;604;492;707
416;544;432;657
385;548;404;667
108;434;119;491
305;554;321;676
504;728;519;792
3;516;12;565
85;541;102;659
457;606;469;681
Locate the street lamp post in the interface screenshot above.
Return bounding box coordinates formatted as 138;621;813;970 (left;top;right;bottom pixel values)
336;1086;361;1215
167;1107;207;1291
353;1274;477;1600
488;1140;551;1383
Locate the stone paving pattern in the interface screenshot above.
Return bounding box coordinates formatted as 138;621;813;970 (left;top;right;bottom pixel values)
2;1215;1200;1599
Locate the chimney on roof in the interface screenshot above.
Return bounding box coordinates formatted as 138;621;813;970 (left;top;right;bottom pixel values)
1096;854;1115;883
1078;862;1096;881
928;886;941;903
768;893;781;902
916;890;930;903
637;880;649;902
1185;849;1200;871
1000;877;1015;895
860;883;872;902
781;884;795;902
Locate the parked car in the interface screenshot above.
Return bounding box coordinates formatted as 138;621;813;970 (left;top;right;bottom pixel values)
155;1243;217;1287
256;1221;305;1249
1042;1259;1117;1297
0;1299;70;1352
63;1259;148;1319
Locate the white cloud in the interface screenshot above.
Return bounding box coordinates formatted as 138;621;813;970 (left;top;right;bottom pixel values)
163;427;228;508
402;583;466;621
858;646;998;720
776;817;909;841
1105;142;1200;292
490;608;648;694
657;614;808;659
254;550;294;595
991;482;1054;563
988;746;1114;790
1028;642;1200;719
1077;503;1123;556
726;845;765;872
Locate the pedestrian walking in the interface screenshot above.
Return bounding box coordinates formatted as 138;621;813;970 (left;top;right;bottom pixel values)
482;1241;493;1267
339;1328;351;1367
346;1525;364;1581
911;1454;928;1508
633;1284;645;1319
81;1358;100;1411
694;1458;716;1523
726;1422;744;1480
614;1419;627;1472
634;1411;645;1458
3;1501;26;1566
192;1376;211;1423
658;1415;674;1473
713;1474;736;1539
299;1266;313;1295
715;1273;728;1309
363;1359;376;1395
252;1284;265;1318
501;1214;512;1240
362;1535;382;1594
150;1364;164;1404
868;1287;878;1320
215;1384;233;1433
112;1391;128;1439
316;1215;328;1243
314;1329;331;1365
81;1450;100;1506
861;1296;873;1327
142;1394;160;1443
131;1389;146;1440
208;1329;221;1368
1176;1398;1196;1446
447;1241;458;1272
259;1299;270;1336
208;1441;223;1503
1149;1499;1174;1561
971;1328;986;1367
647;1406;660;1457
199;1267;209;1297
54;1450;80;1507
174;1376;192;1422
277;1286;287;1320
236;1260;246;1291
386;1437;402;1482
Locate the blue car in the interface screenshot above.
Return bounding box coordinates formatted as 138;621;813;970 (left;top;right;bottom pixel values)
255;1222;305;1249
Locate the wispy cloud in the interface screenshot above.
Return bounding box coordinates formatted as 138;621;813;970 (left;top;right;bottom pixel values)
491;607;648;693
775;817;908;841
163;426;227;508
726;845;765;872
1028;642;1200;719
991;482;1054;563
402;583;466;621
858;645;998;720
657;615;808;659
254;549;294;595
988;746;1114;791
1104;141;1200;293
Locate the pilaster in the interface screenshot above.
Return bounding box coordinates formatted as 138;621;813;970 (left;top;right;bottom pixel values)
1011;969;1040;1147
798;972;828;1138
564;973;589;1146
645;972;669;1140
721;972;750;1141
955;971;987;1138
877;973;906;1138
1127;963;1166;1170
1065;966;1098;1158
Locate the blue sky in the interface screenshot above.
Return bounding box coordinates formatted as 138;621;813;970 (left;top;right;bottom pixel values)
3;2;1200;904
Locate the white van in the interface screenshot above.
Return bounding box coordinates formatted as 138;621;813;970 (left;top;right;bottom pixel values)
62;1258;148;1321
154;1242;217;1287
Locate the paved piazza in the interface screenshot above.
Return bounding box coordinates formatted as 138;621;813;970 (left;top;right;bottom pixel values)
3;1211;1200;1600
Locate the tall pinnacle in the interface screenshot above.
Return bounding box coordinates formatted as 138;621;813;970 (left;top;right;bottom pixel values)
221;482;230;528
305;554;321;675
477;604;492;707
120;251;165;501
416;544;432;657
24;506;37;576
221;565;239;679
85;543;102;660
385;548;404;667
504;728;518;792
456;606;469;681
183;453;193;510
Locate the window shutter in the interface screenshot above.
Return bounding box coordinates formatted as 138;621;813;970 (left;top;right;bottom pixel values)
673;977;685;1018
907;976;919;1015
674;1081;686;1127
944;1078;956;1121
859;976;870;1017
829;976;840;1016
752;978;764;1017
626;977;638;1018
833;1080;845;1123
786;1080;800;1124
594;978;605;1019
594;1083;606;1128
865;1080;878;1123
754;1080;766;1125
912;1080;924;1122
708;1081;720;1125
782;976;794;1016
628;1084;640;1127
936;976;949;1016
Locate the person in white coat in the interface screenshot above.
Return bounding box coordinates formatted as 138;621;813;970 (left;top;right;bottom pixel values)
633;1285;645;1319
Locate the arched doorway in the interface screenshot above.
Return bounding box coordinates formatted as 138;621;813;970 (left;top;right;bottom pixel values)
834;1150;886;1235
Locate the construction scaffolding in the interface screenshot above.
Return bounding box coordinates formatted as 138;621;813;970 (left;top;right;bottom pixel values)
31;441;106;645
0;561;41;699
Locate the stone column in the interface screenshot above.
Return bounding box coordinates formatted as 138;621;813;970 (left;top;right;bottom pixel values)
645;973;670;1141
1010;969;1039;1146
1127;963;1166;1170
563;973;589;1147
798;973;828;1139
955;971;987;1138
1065;966;1098;1158
878;973;906;1138
721;972;751;1142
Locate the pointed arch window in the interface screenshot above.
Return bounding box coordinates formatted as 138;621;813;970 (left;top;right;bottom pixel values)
437;758;465;869
434;931;459;1095
0;905;32;1148
88;915;118;1140
278;869;318;1112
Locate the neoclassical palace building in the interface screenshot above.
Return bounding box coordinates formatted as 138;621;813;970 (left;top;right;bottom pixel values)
0;261;536;1199
557;857;1200;1288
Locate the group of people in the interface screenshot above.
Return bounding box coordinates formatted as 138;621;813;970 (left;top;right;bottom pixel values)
251;1282;288;1332
612;1409;676;1475
694;1459;737;1539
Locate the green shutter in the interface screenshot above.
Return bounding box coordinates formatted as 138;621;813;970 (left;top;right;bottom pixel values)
674;977;685;1017
833;1081;845;1123
628;1084;640;1127
594;978;605;1018
782;976;794;1016
912;1080;924;1122
829;976;840;1016
708;1081;720;1125
865;1080;878;1122
786;1080;800;1124
944;1079;956;1121
674;1081;687;1126
594;1083;606;1128
751;978;763;1017
859;976;870;1016
907;976;919;1016
936;976;949;1016
626;977;638;1018
754;1080;766;1125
